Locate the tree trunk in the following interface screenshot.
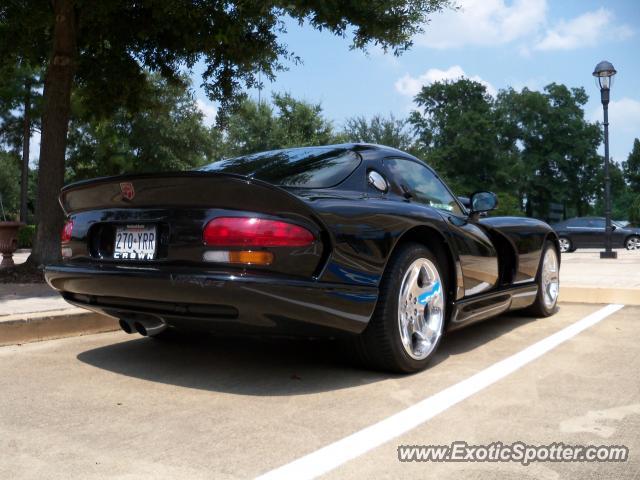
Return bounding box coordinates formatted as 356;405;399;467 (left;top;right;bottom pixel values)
29;0;77;266
20;79;31;224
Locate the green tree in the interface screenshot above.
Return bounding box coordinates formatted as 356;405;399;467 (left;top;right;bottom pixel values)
0;151;21;220
623;138;640;224
1;0;452;265
545;84;601;218
593;160;629;220
66;74;216;181
492;191;524;217
494;85;601;219
623;138;640;192
629;194;640;225
271;93;337;148
0;62;43;222
223;94;339;156
409;79;502;194
342;114;414;151
222;100;277;156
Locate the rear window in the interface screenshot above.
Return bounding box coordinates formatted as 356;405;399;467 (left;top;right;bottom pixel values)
199;147;361;189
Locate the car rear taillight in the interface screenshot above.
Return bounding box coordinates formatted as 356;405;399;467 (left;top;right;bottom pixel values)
61;219;74;244
61;219;74;258
203;217;315;247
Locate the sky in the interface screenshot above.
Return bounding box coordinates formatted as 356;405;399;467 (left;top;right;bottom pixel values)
193;0;640;164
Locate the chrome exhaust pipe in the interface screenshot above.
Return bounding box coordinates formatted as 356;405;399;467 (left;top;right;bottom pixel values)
119;319;134;334
133;317;167;337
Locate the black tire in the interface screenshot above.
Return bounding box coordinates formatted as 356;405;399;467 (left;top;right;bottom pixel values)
523;241;559;317
625;235;640;251
352;242;447;373
558;237;573;254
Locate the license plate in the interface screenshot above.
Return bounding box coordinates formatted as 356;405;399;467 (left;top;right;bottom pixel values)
113;225;157;260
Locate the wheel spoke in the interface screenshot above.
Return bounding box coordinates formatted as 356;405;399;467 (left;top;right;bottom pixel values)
541;248;559;309
397;257;444;361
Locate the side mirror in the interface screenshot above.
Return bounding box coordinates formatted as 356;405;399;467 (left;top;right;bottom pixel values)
470;191;498;215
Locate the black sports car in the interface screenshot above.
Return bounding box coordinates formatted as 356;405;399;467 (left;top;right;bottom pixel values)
551;217;640;253
45;144;561;372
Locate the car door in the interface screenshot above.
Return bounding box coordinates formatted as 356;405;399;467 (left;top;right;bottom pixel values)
590;219;627;248
565;218;594;248
382;157;499;297
584;218;606;247
611;222;629;248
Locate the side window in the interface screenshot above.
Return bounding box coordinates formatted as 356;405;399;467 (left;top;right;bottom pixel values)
589;219;605;229
569;218;589;227
384;158;463;216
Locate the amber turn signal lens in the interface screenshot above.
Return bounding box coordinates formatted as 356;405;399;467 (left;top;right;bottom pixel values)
203;250;274;266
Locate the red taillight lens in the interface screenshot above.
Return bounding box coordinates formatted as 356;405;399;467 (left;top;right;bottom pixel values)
61;219;74;244
203;217;315;247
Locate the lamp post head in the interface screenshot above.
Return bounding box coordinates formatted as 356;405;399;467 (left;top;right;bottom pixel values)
593;60;617;90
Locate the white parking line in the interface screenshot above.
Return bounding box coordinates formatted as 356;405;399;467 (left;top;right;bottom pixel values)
256;304;625;480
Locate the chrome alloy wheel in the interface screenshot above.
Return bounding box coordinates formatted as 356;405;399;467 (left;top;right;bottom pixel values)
541;248;560;310
558;238;571;253
626;236;640;250
397;258;445;360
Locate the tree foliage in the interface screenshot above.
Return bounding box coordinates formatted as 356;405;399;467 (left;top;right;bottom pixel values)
494;84;602;218
1;0;452;264
223;93;339;157
0;63;42;152
0;151;20;219
66;73;215;181
342;114;414;151
623;138;640;192
409;79;605;220
409;79;502;194
621;139;640;223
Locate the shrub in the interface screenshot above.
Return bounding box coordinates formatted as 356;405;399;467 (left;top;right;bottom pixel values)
17;224;36;249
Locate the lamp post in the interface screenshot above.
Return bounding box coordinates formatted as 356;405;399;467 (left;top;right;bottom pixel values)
593;60;617;260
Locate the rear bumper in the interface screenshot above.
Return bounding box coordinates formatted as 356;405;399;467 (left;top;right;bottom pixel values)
44;264;378;335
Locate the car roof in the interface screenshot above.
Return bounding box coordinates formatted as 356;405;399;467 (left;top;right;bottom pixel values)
258;143;413;157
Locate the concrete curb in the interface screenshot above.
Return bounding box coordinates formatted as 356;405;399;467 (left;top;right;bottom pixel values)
560;287;640;306
0;310;118;347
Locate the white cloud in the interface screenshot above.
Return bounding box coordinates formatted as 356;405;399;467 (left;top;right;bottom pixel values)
414;1;633;53
590;97;640;133
395;66;497;97
535;8;634;51
196;99;217;127
416;0;547;49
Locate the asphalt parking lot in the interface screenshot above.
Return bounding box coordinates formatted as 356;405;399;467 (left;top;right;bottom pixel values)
1;302;638;479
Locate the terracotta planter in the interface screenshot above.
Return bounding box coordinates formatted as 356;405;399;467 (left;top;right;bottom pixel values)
0;222;25;269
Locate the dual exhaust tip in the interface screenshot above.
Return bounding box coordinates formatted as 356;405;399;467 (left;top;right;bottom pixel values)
119;317;167;337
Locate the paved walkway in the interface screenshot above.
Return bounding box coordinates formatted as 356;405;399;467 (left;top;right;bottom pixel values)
560;249;640;288
1;250;79;317
0;283;80;317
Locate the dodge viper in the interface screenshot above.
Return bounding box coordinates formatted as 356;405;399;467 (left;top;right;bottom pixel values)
45;144;560;372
